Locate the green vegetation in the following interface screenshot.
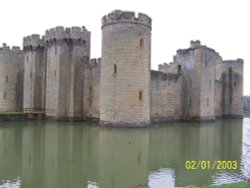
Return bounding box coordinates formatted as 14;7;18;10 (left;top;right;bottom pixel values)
202;182;250;188
0;111;27;115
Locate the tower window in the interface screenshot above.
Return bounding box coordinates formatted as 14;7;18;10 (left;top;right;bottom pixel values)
114;64;117;74
55;47;57;55
189;97;192;106
178;65;181;73
140;39;144;48
30;72;32;79
83;40;86;48
139;91;143;100
5;76;8;83
3;91;6;99
54;70;57;77
207;98;209;107
209;80;211;89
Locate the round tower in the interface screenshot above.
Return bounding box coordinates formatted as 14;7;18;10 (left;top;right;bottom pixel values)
0;43;23;112
23;34;45;112
100;10;152;126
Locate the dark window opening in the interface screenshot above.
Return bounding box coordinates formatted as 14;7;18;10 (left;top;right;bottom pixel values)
55;47;57;55
27;55;29;62
189;97;192;106
3;91;6;99
178;65;181;73
139;91;143;100
30;72;32;79
83;40;86;48
5;76;8;83
140;39;144;48
114;64;117;74
209;80;211;89
54;70;56;77
207;98;209;107
234;82;236;87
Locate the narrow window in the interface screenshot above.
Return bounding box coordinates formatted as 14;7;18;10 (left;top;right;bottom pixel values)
190;80;192;87
89;86;92;106
30;72;32;79
114;64;117;74
189;97;192;106
5;76;8;83
178;65;181;74
54;70;56;77
139;91;143;100
234;82;236;87
209;80;211;89
140;39;144;48
83;40;86;48
3;91;6;99
55;47;57;55
207;98;209;107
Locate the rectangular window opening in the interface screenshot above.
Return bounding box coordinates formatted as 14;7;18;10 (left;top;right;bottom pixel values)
114;64;117;74
139;91;143;100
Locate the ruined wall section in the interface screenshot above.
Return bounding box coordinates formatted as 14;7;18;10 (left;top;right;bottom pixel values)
83;58;101;119
150;71;182;122
23;34;46;112
45;26;90;119
0;44;23;111
100;10;152;126
221;59;243;117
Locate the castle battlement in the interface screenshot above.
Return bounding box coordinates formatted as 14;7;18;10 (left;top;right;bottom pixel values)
23;34;44;49
176;40;220;56
102;10;152;29
44;26;90;42
0;43;22;54
90;58;101;68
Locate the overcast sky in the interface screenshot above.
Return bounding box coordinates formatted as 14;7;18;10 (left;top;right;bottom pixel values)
1;0;249;95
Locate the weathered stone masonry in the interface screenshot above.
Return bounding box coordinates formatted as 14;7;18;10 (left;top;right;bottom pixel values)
0;10;244;126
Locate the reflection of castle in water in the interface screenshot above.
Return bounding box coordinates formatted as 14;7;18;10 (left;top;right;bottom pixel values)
0;120;244;187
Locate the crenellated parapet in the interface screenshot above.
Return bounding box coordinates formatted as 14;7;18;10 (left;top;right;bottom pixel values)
102;10;152;29
23;34;44;51
0;43;22;54
90;58;101;69
177;40;220;56
44;26;90;46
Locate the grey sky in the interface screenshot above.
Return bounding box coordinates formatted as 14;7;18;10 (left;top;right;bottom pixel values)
1;0;249;95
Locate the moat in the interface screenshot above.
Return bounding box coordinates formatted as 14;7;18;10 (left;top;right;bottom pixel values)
0;119;249;188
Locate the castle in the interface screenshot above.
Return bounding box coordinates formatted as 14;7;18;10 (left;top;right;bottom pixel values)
0;10;244;126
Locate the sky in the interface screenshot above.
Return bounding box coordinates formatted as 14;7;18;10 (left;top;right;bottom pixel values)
1;0;249;95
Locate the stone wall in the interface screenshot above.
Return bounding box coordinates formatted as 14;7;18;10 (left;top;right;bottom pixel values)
44;26;90;119
221;59;244;117
23;34;46;112
83;58;101;119
150;71;182;122
0;43;23;112
100;10;152;126
174;41;221;121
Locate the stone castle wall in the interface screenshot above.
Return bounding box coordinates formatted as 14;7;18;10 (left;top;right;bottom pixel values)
150;71;182;122
83;58;101;119
100;10;152;126
44;26;90;119
0;10;244;124
23;34;46;112
0;43;23;112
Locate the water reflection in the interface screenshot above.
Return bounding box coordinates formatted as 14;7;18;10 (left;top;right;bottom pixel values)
0;119;247;188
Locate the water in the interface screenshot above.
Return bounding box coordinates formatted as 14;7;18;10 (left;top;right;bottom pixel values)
0;118;249;188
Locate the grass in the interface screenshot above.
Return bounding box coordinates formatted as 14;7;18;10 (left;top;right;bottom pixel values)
202;182;250;188
0;111;45;115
